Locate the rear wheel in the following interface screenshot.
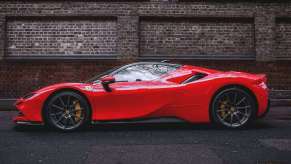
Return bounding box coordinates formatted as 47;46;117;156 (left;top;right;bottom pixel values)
211;87;256;128
43;91;90;131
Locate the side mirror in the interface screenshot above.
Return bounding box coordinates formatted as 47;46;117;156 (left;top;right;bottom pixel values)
100;75;116;92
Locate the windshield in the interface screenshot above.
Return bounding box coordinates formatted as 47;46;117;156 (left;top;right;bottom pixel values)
85;66;120;83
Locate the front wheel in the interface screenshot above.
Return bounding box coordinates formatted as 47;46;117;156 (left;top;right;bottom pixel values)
211;87;257;128
43;91;91;131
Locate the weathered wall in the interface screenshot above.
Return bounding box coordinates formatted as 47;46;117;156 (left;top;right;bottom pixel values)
0;1;291;98
7;18;117;56
139;17;254;58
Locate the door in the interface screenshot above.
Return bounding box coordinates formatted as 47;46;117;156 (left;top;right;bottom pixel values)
93;63;179;120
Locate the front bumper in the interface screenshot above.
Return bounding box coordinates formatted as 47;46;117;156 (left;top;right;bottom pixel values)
13;96;45;124
14;121;43;126
13;110;43;125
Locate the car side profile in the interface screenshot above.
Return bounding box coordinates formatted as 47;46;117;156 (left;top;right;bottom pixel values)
14;62;269;131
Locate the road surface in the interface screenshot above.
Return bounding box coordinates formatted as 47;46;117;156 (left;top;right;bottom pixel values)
0;107;291;164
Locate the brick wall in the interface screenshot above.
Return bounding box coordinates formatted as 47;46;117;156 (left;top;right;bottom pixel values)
140;17;254;58
0;1;291;98
0;60;127;98
7;17;117;56
276;18;291;58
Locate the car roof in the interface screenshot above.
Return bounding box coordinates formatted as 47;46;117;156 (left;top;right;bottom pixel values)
126;62;181;67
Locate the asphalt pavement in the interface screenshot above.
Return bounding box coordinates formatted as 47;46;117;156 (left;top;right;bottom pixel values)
0;107;291;164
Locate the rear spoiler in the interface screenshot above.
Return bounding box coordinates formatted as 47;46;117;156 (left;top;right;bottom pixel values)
254;74;267;84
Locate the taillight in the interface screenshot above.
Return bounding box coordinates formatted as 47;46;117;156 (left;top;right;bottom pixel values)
254;74;267;88
258;82;268;89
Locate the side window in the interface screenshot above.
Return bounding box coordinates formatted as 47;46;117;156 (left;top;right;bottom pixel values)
154;64;177;74
113;64;177;82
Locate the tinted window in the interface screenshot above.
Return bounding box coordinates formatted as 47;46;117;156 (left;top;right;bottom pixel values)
113;64;177;82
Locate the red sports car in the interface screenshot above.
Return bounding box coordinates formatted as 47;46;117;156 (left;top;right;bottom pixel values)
14;62;269;131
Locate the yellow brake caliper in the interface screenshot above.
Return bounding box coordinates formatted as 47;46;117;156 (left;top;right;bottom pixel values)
220;100;228;118
73;100;82;121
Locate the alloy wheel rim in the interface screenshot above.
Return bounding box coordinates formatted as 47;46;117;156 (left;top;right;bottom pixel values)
48;95;85;130
215;90;252;128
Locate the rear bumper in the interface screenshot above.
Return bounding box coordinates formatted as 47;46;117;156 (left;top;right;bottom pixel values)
251;83;269;117
258;99;270;118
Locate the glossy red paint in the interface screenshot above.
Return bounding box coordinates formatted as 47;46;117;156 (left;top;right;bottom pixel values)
14;64;269;124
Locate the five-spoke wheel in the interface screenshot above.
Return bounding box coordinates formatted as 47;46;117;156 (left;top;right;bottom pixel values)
43;91;90;131
211;87;256;128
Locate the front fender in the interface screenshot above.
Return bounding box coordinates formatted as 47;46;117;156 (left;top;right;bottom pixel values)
14;83;95;122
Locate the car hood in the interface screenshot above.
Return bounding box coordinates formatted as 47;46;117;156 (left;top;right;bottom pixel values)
34;82;104;94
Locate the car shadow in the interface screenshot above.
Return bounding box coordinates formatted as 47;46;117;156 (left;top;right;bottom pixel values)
13;120;274;133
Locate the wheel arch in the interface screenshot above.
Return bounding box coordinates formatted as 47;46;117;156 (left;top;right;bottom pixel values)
41;88;92;123
209;84;258;122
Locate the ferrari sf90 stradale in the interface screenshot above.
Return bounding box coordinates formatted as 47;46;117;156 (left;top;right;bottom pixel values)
14;62;269;131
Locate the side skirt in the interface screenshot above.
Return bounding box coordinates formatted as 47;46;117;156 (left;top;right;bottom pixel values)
91;117;187;125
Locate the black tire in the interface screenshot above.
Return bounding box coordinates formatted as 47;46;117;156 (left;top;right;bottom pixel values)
43;91;91;132
210;87;257;129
